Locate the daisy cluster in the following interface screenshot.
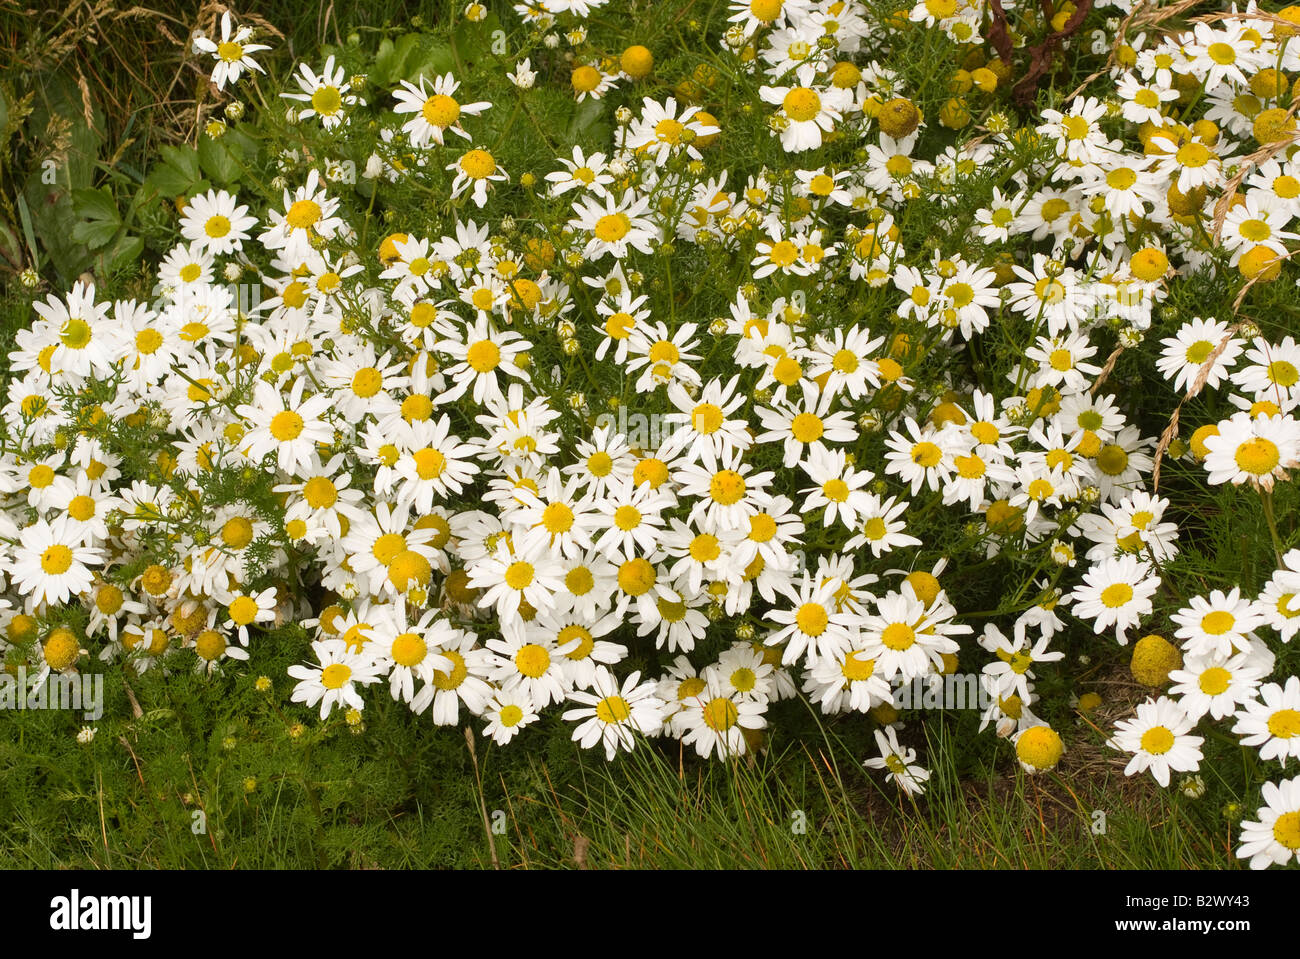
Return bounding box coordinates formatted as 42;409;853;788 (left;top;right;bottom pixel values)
6;1;1300;867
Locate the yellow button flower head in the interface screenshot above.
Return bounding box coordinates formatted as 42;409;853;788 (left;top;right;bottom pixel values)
1016;725;1064;773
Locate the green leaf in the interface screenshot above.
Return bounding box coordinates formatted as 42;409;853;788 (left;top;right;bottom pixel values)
567;97;606;141
198;134;241;185
146;144;202;197
71;218;118;249
105;233;144;273
72;186;119;224
70;186;121;250
374;33;455;87
21;72;104;279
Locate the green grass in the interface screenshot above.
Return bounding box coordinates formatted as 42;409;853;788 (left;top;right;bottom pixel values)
0;0;1290;870
0;650;1242;869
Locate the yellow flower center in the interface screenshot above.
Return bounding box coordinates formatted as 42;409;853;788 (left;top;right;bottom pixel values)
702;696;739;731
422;94;461;127
596;695;632;723
432;650;469;690
514;643;550;678
614;504;642;530
228;595;259;626
505;561;535;590
286;200;322;230
1198;667;1231;696
709;469;746;505
320;663;352;689
594;213;631;242
783;87;822;122
222;516;254;549
1274;811;1300;851
881;622;915;650
466;339;501;372
1101;583;1134;608
1267;708;1300;739
269;410;305;442
459;149;496;179
216;40;244;63
618;558;656;596
40;544;73;575
795;603;829;637
391;632;427;667
311;86;343;115
1139;725;1175;754
1201;610;1236;635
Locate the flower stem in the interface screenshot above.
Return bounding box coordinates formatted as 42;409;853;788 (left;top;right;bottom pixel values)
1260;488;1284;569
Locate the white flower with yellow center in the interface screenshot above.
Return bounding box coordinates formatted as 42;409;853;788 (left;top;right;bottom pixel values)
275;453;366;543
281;55;361;130
979;623;1064;701
593;290;650;363
799;445;873;531
288;638;385;720
482;688;540;745
1203;411;1300;492
8;517;103;608
1036;96;1109;164
1108;696;1204;787
662;374;753;464
392;72;491;149
446;147;508;208
843;494;922;559
624;320;703;393
381;236;446;300
1231;336;1300;404
571;190;660;261
258;169;343;264
33;281;113;381
756;384;858;469
1156;316;1243;394
392;415;482;513
223;587;278;645
424;629;494;726
804;642;893;714
434;315;529;407
592;475;676;559
758;64;851;153
678;669;768;759
469;538;565;626
340;500;438;599
623;96;718;165
861;588;956;683
191;12;269;91
807;324;884;401
674;450;774;535
1236;774;1300;869
236;378;334;476
1234;676;1300;765
863;725;929;797
318;345;408;423
1068;555;1159;645
562;667;666;760
510;470;600;560
1169;650;1267;721
882;416;962;495
486;621;571;707
766;573;856;667
370;602;455;707
179;189;258;256
1259;549;1300;642
158;242;215;293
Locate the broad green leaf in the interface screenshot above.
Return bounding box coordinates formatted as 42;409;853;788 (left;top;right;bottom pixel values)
198;134;242;185
72;186;119;224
